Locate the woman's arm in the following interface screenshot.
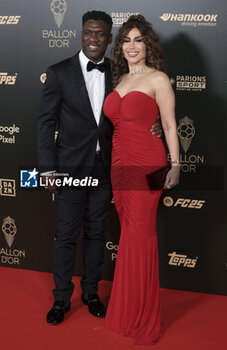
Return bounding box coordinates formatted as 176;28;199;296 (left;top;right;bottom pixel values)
155;72;180;188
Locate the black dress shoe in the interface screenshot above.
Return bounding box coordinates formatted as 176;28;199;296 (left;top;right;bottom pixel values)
46;300;71;325
82;293;106;318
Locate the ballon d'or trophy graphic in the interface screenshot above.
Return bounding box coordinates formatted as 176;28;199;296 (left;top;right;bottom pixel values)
163;196;174;207
177;116;195;153
2;216;17;248
50;0;67;29
40;73;47;84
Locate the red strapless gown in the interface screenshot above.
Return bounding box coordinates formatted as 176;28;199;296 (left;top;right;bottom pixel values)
103;90;167;345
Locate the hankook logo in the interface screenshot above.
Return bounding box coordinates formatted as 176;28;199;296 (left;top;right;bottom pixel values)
160;13;218;27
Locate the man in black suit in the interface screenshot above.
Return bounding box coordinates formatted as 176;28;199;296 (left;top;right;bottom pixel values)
38;11;113;325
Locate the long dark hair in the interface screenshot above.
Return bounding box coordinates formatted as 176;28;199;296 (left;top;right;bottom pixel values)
112;15;164;87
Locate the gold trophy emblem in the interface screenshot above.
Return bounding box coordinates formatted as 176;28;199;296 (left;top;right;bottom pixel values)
50;0;67;29
2;216;17;248
177;116;195;153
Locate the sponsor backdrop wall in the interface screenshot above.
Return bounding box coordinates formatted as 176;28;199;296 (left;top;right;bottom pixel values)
0;0;227;295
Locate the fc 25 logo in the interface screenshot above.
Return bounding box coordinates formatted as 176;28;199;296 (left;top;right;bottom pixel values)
163;197;205;209
0;16;21;24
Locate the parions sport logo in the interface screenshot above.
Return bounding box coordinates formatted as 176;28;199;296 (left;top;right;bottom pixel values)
0;16;21;24
160;13;218;27
111;12;139;27
171;75;206;92
42;0;76;48
0;73;18;85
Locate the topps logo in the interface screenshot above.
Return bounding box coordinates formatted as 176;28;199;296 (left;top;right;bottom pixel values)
168;252;198;268
0;73;17;85
0;16;21;24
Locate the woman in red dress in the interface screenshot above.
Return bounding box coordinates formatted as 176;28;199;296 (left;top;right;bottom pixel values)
103;15;180;345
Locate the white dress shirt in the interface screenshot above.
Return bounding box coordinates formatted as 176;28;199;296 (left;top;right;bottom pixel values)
79;50;105;151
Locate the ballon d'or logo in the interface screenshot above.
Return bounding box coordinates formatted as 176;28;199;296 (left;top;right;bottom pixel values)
177;116;195;153
40;73;47;84
50;0;67;29
2;216;17;248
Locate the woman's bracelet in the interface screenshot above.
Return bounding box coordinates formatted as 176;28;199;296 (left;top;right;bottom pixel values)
170;160;181;166
170;160;180;164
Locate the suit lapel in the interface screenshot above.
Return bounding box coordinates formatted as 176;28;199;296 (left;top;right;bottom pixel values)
99;58;113;125
69;52;96;126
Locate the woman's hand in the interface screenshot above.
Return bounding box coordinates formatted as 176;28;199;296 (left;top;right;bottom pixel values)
164;165;180;189
42;173;58;194
150;117;162;137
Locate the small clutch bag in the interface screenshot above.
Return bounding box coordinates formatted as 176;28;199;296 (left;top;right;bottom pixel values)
146;165;170;190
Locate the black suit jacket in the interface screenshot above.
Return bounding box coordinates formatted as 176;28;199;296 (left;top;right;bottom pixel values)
37;52;113;178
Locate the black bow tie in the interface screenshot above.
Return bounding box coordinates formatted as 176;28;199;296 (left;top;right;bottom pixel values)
87;61;107;73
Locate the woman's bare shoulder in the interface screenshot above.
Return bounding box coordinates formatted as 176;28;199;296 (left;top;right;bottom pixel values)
147;69;169;84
